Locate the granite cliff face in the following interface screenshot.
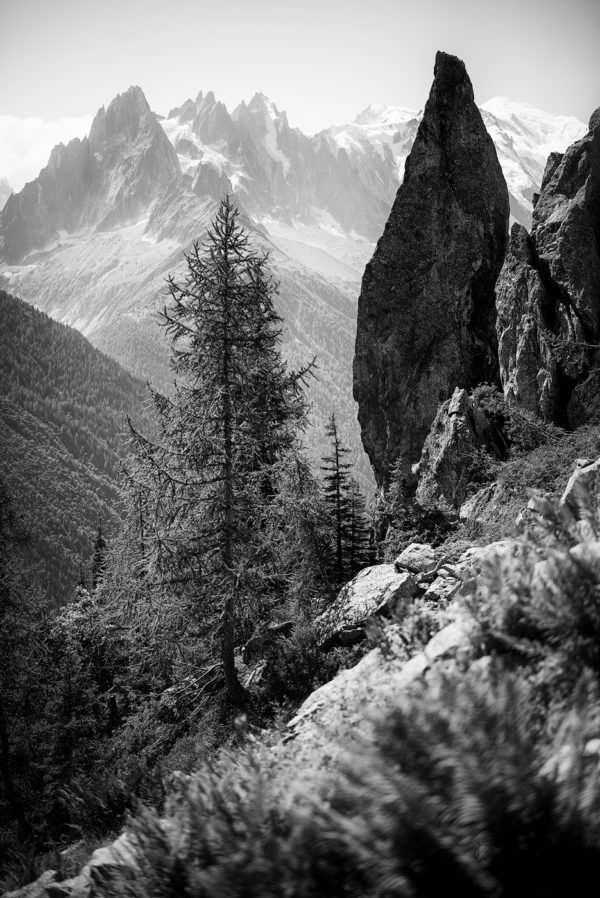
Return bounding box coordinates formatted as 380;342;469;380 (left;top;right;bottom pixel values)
353;51;510;486
496;108;600;427
0;87;180;262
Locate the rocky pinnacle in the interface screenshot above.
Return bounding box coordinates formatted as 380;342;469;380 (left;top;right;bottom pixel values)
496;107;600;427
353;51;509;486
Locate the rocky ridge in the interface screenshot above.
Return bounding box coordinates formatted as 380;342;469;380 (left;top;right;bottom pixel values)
353;51;510;486
496;108;600;427
0;87;180;264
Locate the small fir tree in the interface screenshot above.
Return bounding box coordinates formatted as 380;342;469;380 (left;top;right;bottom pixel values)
91;520;107;589
321;414;371;586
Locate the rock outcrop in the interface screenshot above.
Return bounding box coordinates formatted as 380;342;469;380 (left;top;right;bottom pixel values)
496;108;600;427
0;87;180;262
415;387;507;510
313;564;417;649
560;456;600;539
353;51;509;486
283;614;472;775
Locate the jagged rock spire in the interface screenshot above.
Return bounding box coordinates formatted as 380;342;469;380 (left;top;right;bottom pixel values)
353;51;509;486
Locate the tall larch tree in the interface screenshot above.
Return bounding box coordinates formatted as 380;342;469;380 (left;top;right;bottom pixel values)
128;196;314;705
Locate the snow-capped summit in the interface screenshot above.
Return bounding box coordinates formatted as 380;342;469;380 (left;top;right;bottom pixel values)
480;97;586;225
324;103;420;180
481;97;585;151
353;103;419;128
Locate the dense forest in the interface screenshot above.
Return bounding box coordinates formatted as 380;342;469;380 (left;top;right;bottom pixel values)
0;291;149;601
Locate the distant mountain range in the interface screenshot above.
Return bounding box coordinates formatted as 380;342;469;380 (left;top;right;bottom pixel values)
0;85;586;490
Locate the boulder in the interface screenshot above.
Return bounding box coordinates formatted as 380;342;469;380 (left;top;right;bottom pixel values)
353;50;509;486
560;456;600;540
67;833;137;898
423;573;462;603
2;871;62;898
1;833;137;898
415;387;506;510
496;108;600;427
394;542;437;573
313;564;418;649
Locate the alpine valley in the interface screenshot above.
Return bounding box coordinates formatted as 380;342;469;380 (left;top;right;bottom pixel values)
0;86;585;487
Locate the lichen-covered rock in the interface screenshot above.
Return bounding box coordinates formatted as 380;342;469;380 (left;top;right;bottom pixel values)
353;51;509;485
496;108;600;426
415;387;506;510
313;564;418;649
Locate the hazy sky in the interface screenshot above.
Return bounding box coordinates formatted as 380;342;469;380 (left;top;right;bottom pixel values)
0;0;598;187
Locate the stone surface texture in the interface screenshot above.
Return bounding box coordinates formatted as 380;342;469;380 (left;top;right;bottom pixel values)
281;614;472;776
394;542;437;573
560;456;600;540
313;564;418;649
415;387;506;509
353;51;509;485
496;108;600;427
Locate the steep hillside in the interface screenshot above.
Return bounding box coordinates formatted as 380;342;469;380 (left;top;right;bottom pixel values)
0;291;147;602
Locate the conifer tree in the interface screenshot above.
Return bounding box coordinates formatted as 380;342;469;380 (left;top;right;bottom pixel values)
321;414;352;584
346;477;373;574
321;415;371;586
91;520;107;589
128;197;314;705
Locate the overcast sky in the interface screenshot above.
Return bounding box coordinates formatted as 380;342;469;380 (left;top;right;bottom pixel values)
1;0;598;189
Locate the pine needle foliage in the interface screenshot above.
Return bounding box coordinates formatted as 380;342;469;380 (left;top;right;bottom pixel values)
126;196;316;704
321;413;372;586
326;665;600;898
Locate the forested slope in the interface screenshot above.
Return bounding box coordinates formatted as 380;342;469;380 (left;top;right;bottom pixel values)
0;291;147;602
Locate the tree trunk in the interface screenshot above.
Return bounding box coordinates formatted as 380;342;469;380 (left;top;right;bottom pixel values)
221;224;247;707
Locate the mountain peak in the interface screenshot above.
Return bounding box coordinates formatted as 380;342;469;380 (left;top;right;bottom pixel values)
431;51;474;104
89;85;155;147
246;92;285;124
